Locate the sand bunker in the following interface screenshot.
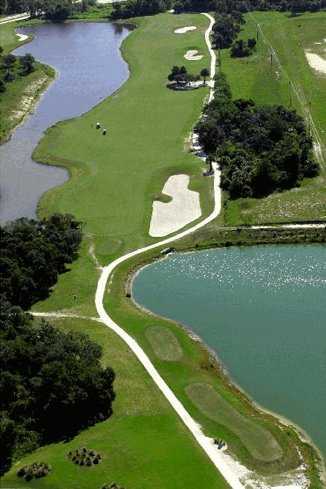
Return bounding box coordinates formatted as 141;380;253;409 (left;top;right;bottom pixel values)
149;174;201;237
174;26;197;34
16;32;28;42
305;51;326;75
184;49;203;61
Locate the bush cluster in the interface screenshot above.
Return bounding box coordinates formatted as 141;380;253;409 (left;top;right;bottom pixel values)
231;38;256;58
102;483;126;489
68;447;102;466
167;66;210;87
17;462;51;481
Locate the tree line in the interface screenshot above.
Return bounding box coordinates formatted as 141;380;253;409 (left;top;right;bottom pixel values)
111;0;171;19
173;0;325;14
0;215;116;476
1;0;75;21
196;73;319;198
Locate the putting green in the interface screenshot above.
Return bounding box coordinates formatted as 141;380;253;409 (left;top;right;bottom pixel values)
146;325;183;361
186;383;283;463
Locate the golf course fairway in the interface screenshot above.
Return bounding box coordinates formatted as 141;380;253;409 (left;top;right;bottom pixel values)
1;11;324;489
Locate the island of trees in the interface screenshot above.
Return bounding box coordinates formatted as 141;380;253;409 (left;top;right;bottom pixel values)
0;215;116;476
196;73;319;198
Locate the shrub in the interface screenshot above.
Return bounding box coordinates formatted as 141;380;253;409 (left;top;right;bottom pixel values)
17;462;51;481
67;447;102;467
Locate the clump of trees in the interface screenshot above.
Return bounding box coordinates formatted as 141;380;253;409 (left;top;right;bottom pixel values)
111;0;170;19
167;65;210;88
195;73;319;198
17;462;51;481
0;214;82;309
0;49;36;94
43;0;72;21
68;447;102;466
231;38;256;57
0;301;116;475
0;214;116;477
212;12;243;49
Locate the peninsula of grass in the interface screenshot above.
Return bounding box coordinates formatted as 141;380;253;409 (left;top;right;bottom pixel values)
2;10;324;489
0;22;54;143
219;10;326;226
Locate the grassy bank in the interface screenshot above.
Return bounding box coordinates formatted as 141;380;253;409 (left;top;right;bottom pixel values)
219;11;326;225
0;22;54;143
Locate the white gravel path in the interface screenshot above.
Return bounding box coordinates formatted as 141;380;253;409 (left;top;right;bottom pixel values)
149;174;202;237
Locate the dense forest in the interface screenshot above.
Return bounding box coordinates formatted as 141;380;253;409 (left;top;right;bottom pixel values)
1;214;82;309
196;73;319;198
0;215;116;476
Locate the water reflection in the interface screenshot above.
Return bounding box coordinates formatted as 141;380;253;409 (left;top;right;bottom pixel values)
0;22;130;222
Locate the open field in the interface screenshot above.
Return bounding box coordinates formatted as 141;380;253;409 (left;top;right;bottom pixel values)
1;11;324;489
219;11;326;225
0;22;54;142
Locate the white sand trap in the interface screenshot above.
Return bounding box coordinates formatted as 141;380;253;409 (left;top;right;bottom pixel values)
149;174;201;237
305;51;326;74
174;26;197;34
184;49;203;61
16;32;28;42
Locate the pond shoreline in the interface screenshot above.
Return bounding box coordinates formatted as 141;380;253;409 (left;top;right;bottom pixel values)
128;238;326;487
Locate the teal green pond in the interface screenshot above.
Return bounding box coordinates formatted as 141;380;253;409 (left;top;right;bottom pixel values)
132;245;326;458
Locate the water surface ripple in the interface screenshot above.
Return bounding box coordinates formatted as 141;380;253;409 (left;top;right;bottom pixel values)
0;22;130;222
133;245;326;457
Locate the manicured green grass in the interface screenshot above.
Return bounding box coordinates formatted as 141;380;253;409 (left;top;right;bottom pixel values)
146;325;183;361
0;22;54;142
185;383;283;463
34;11;214;318
35;13;213;247
1;318;228;489
219;11;326;225
8;11;323;489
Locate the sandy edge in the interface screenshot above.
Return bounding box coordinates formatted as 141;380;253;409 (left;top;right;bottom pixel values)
174;25;197;34
305;51;326;75
149;174;202;237
16;32;29;42
184;49;203;61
